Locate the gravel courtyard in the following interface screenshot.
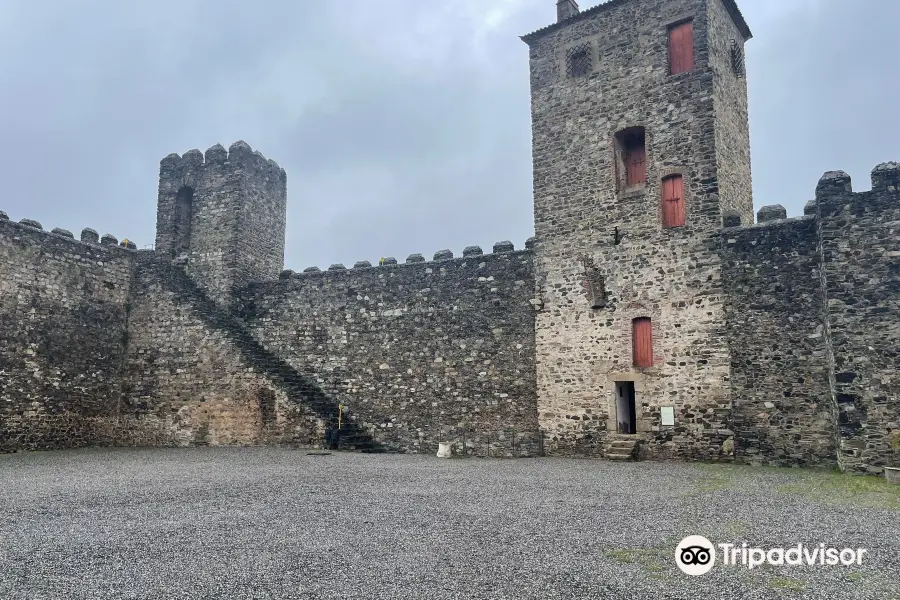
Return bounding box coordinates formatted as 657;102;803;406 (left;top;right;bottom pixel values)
0;449;897;600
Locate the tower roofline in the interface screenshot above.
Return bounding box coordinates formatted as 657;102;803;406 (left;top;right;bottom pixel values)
520;0;752;45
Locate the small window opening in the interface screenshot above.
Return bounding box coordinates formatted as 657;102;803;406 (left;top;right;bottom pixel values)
632;317;653;368
174;186;193;255
615;382;637;435
616;128;646;189
662;174;686;228
730;39;746;77
566;44;592;78
668;20;694;75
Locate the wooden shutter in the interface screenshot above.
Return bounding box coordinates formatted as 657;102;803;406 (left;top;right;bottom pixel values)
662;174;686;228
632;318;653;368
669;21;694;75
625;140;646;186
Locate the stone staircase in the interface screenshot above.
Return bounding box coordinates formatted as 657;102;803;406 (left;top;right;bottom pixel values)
144;257;384;453
607;437;640;461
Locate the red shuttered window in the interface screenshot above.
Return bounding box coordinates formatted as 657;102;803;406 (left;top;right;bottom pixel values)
623;132;646;186
662;174;686;228
669;21;694;75
633;318;653;368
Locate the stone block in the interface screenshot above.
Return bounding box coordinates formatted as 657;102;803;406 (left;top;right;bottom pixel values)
757;204;786;223
51;228;74;238
871;161;900;192
81;228;99;243
493;241;514;253
803;200;817;216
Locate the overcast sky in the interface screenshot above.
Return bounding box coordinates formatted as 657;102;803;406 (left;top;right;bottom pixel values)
0;0;897;270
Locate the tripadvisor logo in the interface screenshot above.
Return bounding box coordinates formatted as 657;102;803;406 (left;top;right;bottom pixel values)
675;536;868;576
675;536;716;576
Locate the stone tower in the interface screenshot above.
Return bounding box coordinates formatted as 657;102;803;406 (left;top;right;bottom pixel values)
521;0;752;458
154;141;287;302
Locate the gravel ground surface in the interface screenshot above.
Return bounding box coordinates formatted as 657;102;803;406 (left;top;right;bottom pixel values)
0;448;897;600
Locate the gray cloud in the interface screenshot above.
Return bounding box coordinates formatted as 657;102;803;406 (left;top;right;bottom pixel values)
0;0;896;269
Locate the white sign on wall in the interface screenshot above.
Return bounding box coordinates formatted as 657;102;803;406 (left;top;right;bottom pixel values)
661;406;676;427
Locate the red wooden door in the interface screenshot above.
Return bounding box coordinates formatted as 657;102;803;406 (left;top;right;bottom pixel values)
632;318;653;368
669;21;694;75
662;174;685;228
625;144;646;186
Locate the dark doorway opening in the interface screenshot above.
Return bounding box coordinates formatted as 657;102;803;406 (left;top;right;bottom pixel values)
615;382;637;435
257;387;276;427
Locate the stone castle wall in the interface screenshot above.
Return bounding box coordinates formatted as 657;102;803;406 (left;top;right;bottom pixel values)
720;213;835;467
0;215;134;451
718;163;900;474
236;244;540;457
817;166;900;474
0;199;538;457
0;165;897;472
120;253;323;448
0;0;896;475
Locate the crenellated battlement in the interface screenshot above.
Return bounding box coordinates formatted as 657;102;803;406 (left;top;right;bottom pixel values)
722;162;899;233
0;210;140;253
159;140;286;184
280;239;538;282
812;162;900;201
155;140;288;303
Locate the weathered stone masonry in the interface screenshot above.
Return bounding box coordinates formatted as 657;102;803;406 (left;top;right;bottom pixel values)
720;213;835;468
237;246;539;456
155;141;287;306
0;217;133;452
519;0;897;472
0;142;540;457
817;166;900;474
523;0;749;461
121;253;325;448
0;0;897;475
718;166;900;473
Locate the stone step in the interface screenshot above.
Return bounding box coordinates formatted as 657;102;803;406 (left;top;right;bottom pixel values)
608;444;636;450
607;437;640;462
607;452;634;461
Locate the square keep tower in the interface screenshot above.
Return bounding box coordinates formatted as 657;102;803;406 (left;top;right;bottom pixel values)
154;141;287;303
522;0;752;458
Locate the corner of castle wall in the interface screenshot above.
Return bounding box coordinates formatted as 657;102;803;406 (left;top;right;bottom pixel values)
814;162;900;474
